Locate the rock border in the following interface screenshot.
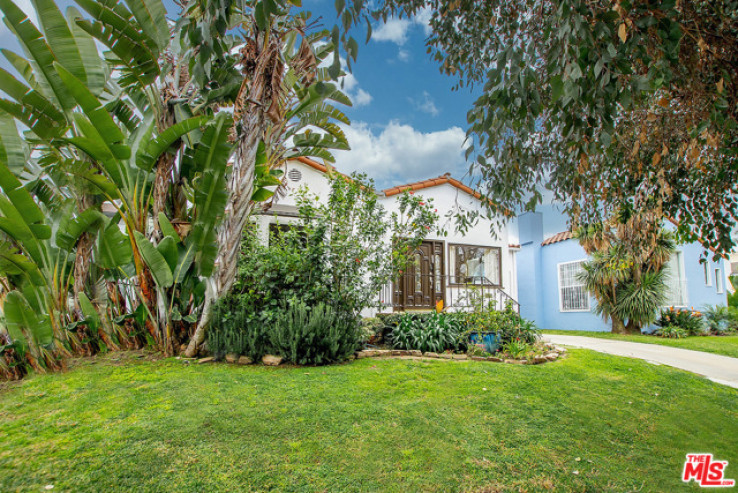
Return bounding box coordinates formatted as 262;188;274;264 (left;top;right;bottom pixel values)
355;343;566;365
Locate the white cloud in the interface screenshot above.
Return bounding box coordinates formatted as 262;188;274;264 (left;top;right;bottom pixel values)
322;52;372;108
371;18;411;45
353;88;372;107
410;91;439;116
397;49;410;62
333;121;469;187
414;7;433;36
371;9;433;46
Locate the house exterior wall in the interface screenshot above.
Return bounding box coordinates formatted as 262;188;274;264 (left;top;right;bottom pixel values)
378;183;517;301
518;212;729;332
255;159;518;314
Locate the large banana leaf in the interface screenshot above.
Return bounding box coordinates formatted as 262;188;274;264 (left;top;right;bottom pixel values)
134;231;173;288
123;0;169;53
97;222;132;270
136;116;210;171
56;209;105;251
0;0;74;110
77;292;100;331
55;63;127;153
183;113;232;277
31;0;89;89
3;290;53;346
0;114;26;174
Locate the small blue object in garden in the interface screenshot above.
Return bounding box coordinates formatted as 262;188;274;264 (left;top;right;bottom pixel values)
469;332;499;353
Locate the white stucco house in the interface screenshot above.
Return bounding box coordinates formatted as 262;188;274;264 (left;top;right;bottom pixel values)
252;157;520;314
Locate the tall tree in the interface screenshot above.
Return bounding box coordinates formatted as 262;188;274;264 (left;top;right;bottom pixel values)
339;0;738;256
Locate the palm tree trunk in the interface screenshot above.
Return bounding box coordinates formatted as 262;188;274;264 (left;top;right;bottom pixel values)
185;113;263;357
611;315;627;334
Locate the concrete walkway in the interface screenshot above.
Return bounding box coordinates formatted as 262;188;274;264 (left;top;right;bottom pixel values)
544;334;738;389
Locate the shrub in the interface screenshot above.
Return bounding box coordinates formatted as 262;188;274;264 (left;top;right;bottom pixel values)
360;317;385;344
209;298;361;365
502;339;532;359
391;312;465;353
702;305;738;335
654;325;688;339
457;302;540;347
656;307;706;336
208;299;270;361
271;299;362;365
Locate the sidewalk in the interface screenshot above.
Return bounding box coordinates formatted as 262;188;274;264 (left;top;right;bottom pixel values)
544;334;738;389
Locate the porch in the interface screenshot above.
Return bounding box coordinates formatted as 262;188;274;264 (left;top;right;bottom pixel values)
377;273;520;314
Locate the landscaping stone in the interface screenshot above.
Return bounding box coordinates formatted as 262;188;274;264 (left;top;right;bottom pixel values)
532;355;548;365
438;353;454;359
504;359;525;364
408;350;422;357
544;352;559;361
197;357;215;364
225;353;238;364
470;356;487;361
423;352;440;358
486;356;503;362
452;354;468;360
237;356;253;365
262;355;283;366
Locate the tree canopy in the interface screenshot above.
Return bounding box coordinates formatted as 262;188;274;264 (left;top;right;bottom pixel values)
339;0;738;256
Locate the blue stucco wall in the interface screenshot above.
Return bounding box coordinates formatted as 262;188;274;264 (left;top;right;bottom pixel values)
517;212;730;332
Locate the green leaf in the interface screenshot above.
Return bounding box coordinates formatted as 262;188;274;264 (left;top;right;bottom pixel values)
157;212;180;242
4;290;53;346
156;235;178;273
97;222;132;270
56;209;105;251
54;62;127;151
137;116;209;171
0;0;74;110
550;75;563;102
77;292;100;330
134;231;173;288
123;0;169;52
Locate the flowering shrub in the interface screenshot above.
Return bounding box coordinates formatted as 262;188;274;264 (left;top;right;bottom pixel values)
655;307;706;336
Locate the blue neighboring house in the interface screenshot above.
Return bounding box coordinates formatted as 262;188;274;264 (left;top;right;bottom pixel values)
517;212;730;332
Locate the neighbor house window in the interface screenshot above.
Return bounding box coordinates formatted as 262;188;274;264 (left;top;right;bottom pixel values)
558;261;589;312
716;268;724;294
449;244;501;286
704;263;712;286
664;251;687;307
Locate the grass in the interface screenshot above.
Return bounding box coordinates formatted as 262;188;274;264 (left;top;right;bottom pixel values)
1;351;737;492
543;330;738;359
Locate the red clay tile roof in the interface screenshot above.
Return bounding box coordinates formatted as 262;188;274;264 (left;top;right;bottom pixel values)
508;244;521;249
383;173;475;197
383;173;513;217
541;231;574;246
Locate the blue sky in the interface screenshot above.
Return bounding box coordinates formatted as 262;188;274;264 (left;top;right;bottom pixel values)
303;3;481;190
0;0;570;235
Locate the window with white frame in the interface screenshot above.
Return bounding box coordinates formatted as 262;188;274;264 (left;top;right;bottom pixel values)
664;251;687;307
704;262;712;286
716;268;724;294
558;261;589;312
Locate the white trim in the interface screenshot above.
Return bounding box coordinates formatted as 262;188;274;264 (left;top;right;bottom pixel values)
557;259;590;312
704;262;712;287
716;268;724;294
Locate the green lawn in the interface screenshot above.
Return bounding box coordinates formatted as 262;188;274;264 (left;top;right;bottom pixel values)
1;351;737;492
543;330;738;359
